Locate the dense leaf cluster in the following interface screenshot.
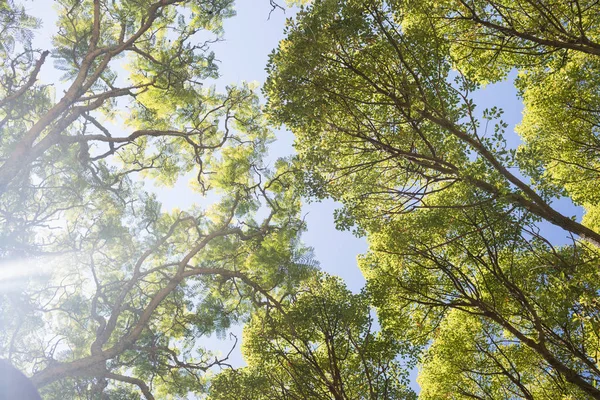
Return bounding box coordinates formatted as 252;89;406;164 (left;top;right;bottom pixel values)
266;0;600;398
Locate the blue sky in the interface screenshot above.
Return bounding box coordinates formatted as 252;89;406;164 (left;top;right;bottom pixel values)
27;0;581;298
26;0;368;376
24;0;584;393
178;1;370;294
27;0;368;293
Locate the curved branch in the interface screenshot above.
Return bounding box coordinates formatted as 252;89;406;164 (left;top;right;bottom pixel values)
105;372;155;400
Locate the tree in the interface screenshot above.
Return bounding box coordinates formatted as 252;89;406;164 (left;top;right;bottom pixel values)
0;1;319;398
1;178;318;398
209;275;416;400
399;0;600;232
265;0;600;398
0;0;236;259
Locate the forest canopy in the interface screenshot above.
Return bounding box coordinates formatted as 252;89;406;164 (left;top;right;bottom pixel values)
1;0;600;399
266;0;600;398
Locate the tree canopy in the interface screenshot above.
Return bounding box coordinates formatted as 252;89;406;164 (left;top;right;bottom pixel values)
209;274;416;400
3;0;600;398
0;0;320;398
266;0;600;398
